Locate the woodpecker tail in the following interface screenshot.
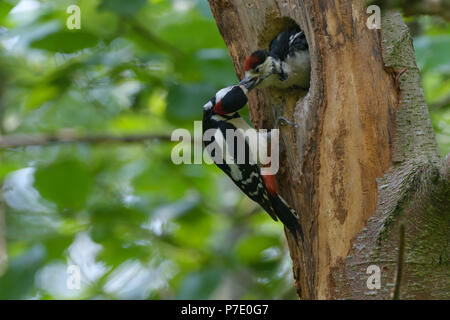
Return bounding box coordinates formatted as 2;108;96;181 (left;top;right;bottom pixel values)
271;195;304;243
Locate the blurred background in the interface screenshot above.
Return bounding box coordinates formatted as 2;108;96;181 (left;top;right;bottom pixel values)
0;0;448;299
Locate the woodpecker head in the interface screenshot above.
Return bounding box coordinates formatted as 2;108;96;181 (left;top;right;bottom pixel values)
239;50;277;90
203;85;248;116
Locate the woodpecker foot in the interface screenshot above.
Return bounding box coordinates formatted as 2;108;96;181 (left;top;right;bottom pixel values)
276;116;299;128
272;104;298;129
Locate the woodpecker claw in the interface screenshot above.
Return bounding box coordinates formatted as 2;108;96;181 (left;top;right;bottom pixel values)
272;104;298;129
276;116;299;128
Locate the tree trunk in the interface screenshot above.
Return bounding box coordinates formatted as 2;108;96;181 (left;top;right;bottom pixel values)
208;0;449;299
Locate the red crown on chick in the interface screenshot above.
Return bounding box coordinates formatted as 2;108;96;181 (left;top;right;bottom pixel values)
244;50;268;71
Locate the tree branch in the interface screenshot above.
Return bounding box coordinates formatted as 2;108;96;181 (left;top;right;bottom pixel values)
0;132;173;149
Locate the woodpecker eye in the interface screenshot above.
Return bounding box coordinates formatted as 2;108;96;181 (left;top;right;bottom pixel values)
255;67;261;73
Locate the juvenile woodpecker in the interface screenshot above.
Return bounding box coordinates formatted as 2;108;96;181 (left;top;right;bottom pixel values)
240;26;310;90
202;85;304;242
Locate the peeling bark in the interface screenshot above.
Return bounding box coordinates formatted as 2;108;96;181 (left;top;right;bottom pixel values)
208;0;449;299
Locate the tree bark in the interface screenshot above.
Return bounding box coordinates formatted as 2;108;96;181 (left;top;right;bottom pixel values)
208;0;449;299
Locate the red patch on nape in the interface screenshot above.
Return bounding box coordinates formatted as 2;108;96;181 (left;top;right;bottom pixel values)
213;100;226;115
244;54;260;71
262;174;278;197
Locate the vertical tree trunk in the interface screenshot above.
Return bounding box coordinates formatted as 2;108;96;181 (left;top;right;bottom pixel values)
208;0;449;299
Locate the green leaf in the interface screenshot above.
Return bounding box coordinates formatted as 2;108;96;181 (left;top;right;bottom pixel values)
78;0;119;38
0;1;14;23
98;0;147;16
30;30;99;53
34;159;93;211
414;35;450;72
0;245;46;299
159;15;224;51
44;235;74;260
236;235;280;270
174;208;213;249
176;268;223;299
166;82;215;123
25;85;60;110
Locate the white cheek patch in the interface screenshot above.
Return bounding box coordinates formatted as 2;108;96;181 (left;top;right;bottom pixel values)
211;115;228;122
263;59;274;74
204;86;234;111
215;86;234;103
203;101;213;110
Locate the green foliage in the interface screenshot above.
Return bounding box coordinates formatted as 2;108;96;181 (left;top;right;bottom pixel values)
412;16;450;155
0;0;294;300
31;30;99;53
236;235;280;270
0;2;14;22
98;0;148;16
34;158;93;211
0;1;448;300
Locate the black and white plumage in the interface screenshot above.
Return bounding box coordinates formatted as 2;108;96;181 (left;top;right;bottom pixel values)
240;26;310;90
202;85;304;242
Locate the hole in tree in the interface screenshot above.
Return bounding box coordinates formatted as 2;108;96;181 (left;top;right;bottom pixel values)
256;16;311;95
252;16;311;129
257;16;302;49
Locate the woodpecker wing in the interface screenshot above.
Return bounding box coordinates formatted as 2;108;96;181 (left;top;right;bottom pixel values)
203;109;304;242
211;120;304;242
287;29;308;55
203;113;278;221
269;26;308;61
217;119;278;221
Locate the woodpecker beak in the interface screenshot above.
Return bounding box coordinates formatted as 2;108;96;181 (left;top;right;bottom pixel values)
239;76;257;90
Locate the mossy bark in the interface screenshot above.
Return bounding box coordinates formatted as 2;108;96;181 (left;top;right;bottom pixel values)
208;0;449;299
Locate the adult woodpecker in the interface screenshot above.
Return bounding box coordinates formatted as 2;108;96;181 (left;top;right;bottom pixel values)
202;85;304;242
239;26;310;90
